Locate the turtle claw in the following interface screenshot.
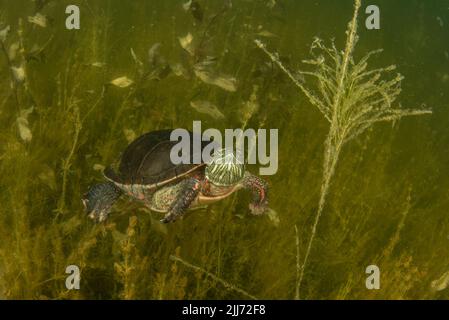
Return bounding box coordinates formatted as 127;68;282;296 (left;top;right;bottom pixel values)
81;195;108;222
160;214;176;224
249;203;268;216
84;198;109;222
87;208;109;223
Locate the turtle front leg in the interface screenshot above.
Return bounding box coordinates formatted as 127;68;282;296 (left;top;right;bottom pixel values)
160;178;201;223
83;182;122;222
242;171;269;215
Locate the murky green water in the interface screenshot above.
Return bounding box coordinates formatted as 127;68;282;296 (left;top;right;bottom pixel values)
0;0;448;299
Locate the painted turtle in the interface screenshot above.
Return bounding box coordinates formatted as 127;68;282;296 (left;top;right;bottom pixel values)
83;129;268;223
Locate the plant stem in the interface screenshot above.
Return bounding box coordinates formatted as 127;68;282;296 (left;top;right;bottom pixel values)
254;39;331;122
333;0;361;112
296;0;361;299
297;135;342;298
57;108;81;216
294;225;300;300
170;255;258;300
0;40;20;111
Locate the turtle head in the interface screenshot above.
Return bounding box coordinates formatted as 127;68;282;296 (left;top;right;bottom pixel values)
205;148;245;193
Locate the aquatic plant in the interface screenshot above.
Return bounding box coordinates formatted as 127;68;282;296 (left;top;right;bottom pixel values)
256;0;432;298
0;0;445;300
170;254;258;300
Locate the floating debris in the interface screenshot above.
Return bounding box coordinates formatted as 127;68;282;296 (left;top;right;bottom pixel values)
110;76;134;88
190;100;225;119
16;107;33;142
28;13;47;28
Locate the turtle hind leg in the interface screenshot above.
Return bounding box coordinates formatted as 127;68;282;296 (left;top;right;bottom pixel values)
82;182;122;222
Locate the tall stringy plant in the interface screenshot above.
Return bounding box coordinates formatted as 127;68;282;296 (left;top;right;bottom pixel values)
256;0;431;298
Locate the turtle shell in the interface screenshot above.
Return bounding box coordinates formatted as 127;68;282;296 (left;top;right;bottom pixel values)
104;129;208;190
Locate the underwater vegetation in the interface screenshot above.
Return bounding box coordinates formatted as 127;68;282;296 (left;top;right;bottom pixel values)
0;0;448;300
257;0;432;298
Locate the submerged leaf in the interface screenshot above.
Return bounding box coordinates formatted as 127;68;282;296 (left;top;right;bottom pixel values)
148;43;163;66
130;48;143;68
431;270;449;291
123;128;136;143
190;100;225;119
38;165;56;190
20;107;34;118
11;65;26;83
110;76;134;88
111;230;127;243
183;0;203;22
256;30;278;38
179;33;194;56
171;63;190;78
16;107;34;143
90;62;106;68
241;85;259;126
194;68;237;92
0;25;10;42
93;164;105;172
8;42;19;61
196;56;217;68
145;210;168;235
147;43;172;80
28;13;47;28
266;208;280;227
146;65;172;81
61;215;83;235
182;0;192;11
132;98;144;108
267;0;277;9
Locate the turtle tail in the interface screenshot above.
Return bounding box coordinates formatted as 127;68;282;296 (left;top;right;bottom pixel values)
82;182;122;222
